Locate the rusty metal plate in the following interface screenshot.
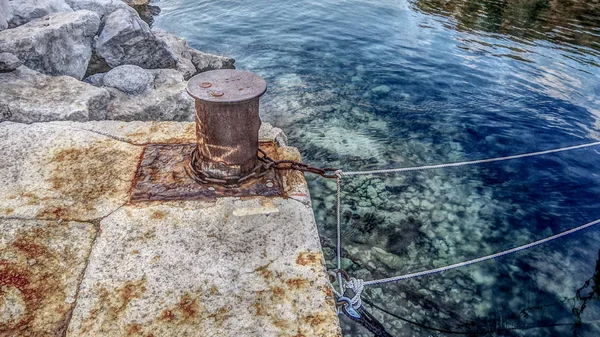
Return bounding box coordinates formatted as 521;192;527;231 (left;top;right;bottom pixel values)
187;69;267;103
130;143;283;202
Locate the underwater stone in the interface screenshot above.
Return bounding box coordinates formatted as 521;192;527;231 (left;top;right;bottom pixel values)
371;246;404;270
420;200;435;211
447;212;458;223
469;269;496;286
431;210;446;223
370;85;391;96
340;258;354;270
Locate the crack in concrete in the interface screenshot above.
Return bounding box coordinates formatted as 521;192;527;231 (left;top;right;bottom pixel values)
59;218;101;337
59;203;127;336
77;128;142;146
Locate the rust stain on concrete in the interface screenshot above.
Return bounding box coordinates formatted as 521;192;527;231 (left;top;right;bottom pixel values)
40;140;136;220
158;309;176;322
79;279;148;335
2;139;142;221
272;286;285;297
178;293;200;321
296;251;322;266
12;236;49;259
255;264;273;280
124;123;196;145
247;258;339;337
0;220;93;337
285;278;309;289
150;210;167;219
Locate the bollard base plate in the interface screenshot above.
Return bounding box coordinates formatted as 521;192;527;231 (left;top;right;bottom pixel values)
130;142;283;202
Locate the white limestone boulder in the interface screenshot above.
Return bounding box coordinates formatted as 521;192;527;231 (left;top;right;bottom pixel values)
0;52;21;72
0;10;101;79
103;64;154;95
154;30;235;79
104;68;195;121
0;0;11;31
95;7;176;69
65;0;128;17
8;0;72;27
0;66;110;122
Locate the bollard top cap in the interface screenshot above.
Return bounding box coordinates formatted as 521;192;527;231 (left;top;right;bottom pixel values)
187;69;267;103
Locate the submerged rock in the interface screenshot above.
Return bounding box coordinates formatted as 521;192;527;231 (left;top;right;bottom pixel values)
0;52;21;72
103;64;153;95
371;84;391;96
8;0;72;27
0;66;110;122
0;10;101;80
154;30;235;79
95;7;176;69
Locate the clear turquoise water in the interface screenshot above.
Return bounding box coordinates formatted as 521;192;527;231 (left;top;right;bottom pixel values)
153;0;600;335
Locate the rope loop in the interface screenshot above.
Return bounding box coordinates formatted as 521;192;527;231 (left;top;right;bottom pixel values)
345;277;365;309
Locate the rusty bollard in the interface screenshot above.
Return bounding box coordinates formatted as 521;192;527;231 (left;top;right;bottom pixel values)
186;69;267;181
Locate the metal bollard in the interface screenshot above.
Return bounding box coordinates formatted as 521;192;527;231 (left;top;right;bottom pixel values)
186;69;267;181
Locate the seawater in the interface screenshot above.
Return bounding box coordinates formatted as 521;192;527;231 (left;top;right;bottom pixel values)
153;0;600;335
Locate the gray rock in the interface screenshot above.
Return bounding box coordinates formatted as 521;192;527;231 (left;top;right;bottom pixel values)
154;30;235;79
190;49;235;75
0;0;11;31
95;8;177;69
259;122;288;146
83;72;105;86
105;68;195;121
65;0;128;17
431;210;447;223
0;66;110;122
371;85;391;96
340;257;354;270
121;0;149;5
0;10;101;79
0;52;21;72
8;0;72;27
103;64;153;94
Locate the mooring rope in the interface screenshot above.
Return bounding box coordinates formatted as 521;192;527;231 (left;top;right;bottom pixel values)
362;217;600;286
339;140;600;176
336;172;344;295
327;140;600;334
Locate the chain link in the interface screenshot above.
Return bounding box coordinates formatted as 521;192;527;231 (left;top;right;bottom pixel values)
187;148;339;187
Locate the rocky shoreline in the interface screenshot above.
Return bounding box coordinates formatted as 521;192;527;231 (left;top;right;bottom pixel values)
0;0;235;123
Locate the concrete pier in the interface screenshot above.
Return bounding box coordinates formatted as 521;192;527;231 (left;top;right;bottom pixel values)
0;121;340;337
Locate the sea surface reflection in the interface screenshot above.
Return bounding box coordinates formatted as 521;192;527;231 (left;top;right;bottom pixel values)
154;0;600;335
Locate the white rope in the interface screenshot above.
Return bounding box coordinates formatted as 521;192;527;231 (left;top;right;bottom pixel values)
341;141;600;176
328;281;343;297
345;277;365;309
335;172;344;295
363;218;600;286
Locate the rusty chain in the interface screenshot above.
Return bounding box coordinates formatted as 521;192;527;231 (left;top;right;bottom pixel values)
187;148;339;187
